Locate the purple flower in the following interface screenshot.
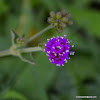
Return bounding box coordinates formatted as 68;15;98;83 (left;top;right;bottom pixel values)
44;35;75;66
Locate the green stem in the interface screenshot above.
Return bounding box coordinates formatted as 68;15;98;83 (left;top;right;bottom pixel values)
0;46;42;57
0;50;11;57
19;46;43;53
27;25;53;43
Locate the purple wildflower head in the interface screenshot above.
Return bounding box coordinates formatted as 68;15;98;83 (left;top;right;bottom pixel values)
44;35;75;66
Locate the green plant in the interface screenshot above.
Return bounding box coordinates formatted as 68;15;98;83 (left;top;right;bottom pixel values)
0;10;73;65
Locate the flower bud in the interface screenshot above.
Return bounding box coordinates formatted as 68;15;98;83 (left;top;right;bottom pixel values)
48;17;54;23
61;10;67;16
62;17;68;22
16;37;26;46
50;11;55;18
68;20;73;25
59;22;66;28
56;19;62;22
66;13;72;18
56;12;61;19
53;22;58;27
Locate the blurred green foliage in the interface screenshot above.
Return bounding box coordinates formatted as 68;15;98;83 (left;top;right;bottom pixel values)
0;0;100;100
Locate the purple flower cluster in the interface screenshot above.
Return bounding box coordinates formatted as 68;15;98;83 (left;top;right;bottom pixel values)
44;35;74;66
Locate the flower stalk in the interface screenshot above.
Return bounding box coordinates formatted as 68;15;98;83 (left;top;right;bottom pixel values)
27;25;54;43
0;46;42;57
0;50;11;57
18;46;43;53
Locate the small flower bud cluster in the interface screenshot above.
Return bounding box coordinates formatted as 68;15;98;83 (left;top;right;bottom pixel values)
48;10;73;33
16;37;26;46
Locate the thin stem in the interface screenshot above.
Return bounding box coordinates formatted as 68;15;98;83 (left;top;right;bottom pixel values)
27;25;54;43
19;46;43;53
0;50;11;57
0;46;42;57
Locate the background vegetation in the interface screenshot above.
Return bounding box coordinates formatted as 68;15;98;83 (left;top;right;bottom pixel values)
0;0;100;100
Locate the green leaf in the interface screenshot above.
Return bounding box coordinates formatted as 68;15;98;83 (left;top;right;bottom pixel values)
11;30;19;46
69;8;100;37
0;0;9;14
2;90;27;100
66;55;96;82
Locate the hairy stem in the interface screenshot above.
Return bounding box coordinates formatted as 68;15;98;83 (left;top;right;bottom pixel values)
19;46;43;53
0;46;42;57
0;50;11;57
27;25;54;43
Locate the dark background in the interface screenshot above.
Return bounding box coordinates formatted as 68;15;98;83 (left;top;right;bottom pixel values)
0;0;100;100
